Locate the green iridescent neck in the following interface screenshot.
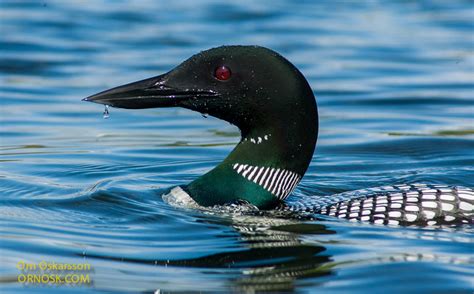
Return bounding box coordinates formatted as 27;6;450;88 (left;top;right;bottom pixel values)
184;109;317;208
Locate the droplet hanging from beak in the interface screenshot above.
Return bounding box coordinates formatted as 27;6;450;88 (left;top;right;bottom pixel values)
103;105;110;119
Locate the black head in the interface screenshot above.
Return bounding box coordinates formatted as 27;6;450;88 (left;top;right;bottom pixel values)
84;46;316;135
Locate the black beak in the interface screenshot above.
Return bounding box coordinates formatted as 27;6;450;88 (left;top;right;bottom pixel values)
83;74;218;109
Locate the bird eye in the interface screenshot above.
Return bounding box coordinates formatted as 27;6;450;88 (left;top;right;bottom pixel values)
214;66;231;81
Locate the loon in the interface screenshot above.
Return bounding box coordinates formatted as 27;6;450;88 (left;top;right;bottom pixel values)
84;45;473;226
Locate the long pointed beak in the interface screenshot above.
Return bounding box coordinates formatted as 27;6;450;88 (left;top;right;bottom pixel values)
83;74;218;109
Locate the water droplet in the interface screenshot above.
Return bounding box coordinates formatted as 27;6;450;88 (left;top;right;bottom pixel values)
201;113;208;118
103;105;110;119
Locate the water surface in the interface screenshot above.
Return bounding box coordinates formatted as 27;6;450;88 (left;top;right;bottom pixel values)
1;0;473;293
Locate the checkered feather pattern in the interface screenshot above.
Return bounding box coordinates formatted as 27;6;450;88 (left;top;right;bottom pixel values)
281;184;473;226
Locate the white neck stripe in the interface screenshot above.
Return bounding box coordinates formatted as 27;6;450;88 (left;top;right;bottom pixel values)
232;163;301;200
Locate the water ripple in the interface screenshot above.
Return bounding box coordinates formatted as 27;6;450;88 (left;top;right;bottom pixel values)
1;0;473;292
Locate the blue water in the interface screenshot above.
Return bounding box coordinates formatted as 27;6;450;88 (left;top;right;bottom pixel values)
1;1;473;293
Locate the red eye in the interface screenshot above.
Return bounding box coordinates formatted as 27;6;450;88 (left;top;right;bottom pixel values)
214;66;231;81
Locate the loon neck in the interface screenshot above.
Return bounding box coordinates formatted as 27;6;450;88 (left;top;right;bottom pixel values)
184;110;318;208
229;122;315;172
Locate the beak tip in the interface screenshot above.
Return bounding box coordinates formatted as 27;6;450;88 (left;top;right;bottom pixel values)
82;95;102;104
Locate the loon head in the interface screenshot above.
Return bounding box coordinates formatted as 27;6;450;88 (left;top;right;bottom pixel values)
85;45;318;209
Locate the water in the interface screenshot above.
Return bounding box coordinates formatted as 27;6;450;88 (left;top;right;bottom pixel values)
1;0;473;292
102;105;110;119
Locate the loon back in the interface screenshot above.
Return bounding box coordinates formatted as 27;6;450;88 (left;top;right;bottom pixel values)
281;184;473;226
84;45;473;225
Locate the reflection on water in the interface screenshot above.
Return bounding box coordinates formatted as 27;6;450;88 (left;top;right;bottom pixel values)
1;0;473;293
1;187;473;292
84;213;335;292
